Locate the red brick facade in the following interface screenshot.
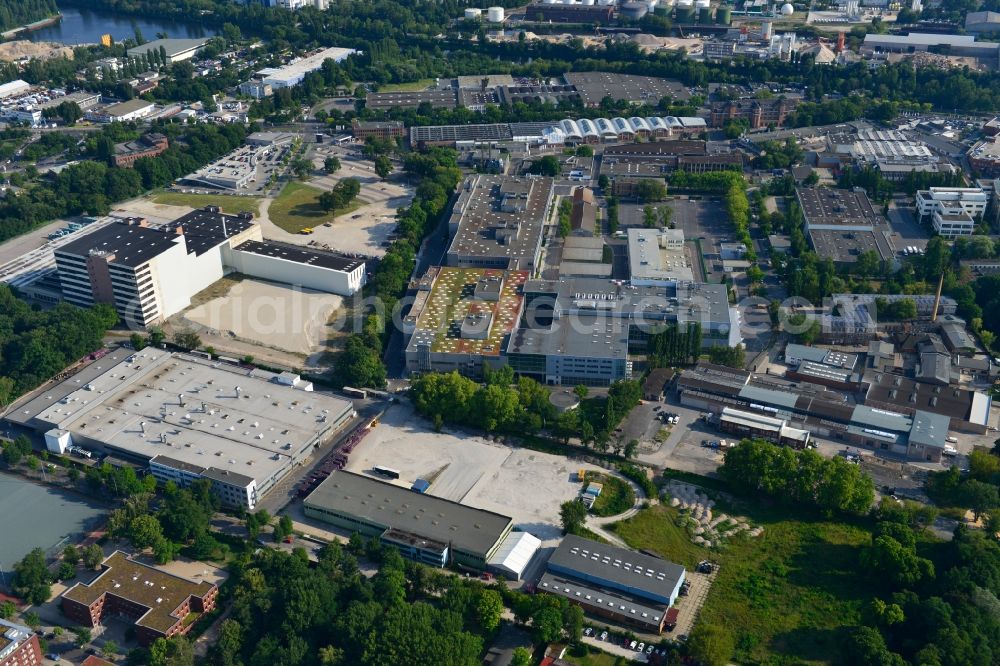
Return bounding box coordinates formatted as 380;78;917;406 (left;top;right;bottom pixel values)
0;632;41;666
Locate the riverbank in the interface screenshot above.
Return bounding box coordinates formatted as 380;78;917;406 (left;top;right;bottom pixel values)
1;14;61;42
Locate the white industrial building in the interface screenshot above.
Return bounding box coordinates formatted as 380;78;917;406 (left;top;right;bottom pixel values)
53;207;367;327
86;99;155;123
627;228;694;286
916;187;988;238
11;348;356;510
126;38;209;64
486;531;542;580
251;46;358;91
0;79;30;99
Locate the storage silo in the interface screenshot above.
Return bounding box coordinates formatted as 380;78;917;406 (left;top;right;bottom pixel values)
716;4;731;24
487;6;505;21
464;8;482;19
676;0;695;23
698;3;714;24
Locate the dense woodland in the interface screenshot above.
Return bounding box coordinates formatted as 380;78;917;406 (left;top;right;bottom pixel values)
409;368;643;451
0;285;117;405
0;0;56;33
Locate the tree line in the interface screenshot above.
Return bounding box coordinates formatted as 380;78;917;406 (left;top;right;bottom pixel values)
721;439;875;516
0;286;118;406
333;147;461;388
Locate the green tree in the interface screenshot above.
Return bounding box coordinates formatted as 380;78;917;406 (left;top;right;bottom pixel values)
129;333;147;350
961;479;999;520
0;601;14;619
172;330;201;351
476;589;504;632
291;158;313;180
82;544;104;569
374;155;393;180
560;500;587;534
531;606;564;643
74;627;91;647
687;623;734;666
324;156;341;174
148;636;194;666
128;514;165;550
635;178;667;202
511;647;532;666
12;548;51;605
103;640;120;658
529;155;560;177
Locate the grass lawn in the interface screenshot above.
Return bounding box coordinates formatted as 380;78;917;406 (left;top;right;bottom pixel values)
377;78;435;92
590;475;635;517
559;643;621;666
612;500;872;664
152;191;261;215
267;181;363;233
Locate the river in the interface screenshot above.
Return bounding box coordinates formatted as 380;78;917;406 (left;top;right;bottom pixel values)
28;4;217;46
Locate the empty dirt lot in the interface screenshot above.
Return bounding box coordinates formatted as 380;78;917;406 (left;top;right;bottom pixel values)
180;278;343;355
345;402;605;540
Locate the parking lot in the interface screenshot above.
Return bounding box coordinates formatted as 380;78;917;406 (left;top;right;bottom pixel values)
303;145;415;257
886;203;930;255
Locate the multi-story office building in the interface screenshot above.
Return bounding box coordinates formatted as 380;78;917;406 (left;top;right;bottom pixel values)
54;208;366;327
916;187;989;237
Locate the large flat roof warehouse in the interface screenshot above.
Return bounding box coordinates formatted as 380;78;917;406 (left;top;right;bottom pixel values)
406;267;528;356
796;187;881;228
9;348;354;490
808;229;894;264
254;47;358;89
366;89;458;111
446;175;553;270
562;72;689;106
303;470;514;559
127;38;210;62
62;551;216;635
548;534;686;604
410;124;513;146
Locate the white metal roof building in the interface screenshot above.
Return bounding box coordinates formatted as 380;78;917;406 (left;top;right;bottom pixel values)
0;79;29;99
256;46;359;89
486;530;542;579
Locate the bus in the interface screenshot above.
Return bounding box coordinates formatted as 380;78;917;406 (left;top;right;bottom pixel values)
372;465;400;480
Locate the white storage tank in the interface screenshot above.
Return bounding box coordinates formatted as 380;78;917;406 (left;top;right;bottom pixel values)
464;7;482;18
581;0;596;5
695;0;710;8
487;6;505;21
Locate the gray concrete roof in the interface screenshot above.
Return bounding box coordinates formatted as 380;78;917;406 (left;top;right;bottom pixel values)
14;349;353;486
548;534;685;602
304;470;512;557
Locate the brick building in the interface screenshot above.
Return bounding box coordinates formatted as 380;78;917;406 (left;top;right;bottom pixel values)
0;619;42;666
61;552;218;647
351;119;406;141
709;98;796;129
113;133;169;168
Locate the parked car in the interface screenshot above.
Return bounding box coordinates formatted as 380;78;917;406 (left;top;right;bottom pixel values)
647;645;655;654
637;642;645;652
600;631;608;641
629;641;637;650
584;627;593;637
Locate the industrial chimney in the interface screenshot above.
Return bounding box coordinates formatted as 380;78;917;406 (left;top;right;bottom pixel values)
931;273;944;322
